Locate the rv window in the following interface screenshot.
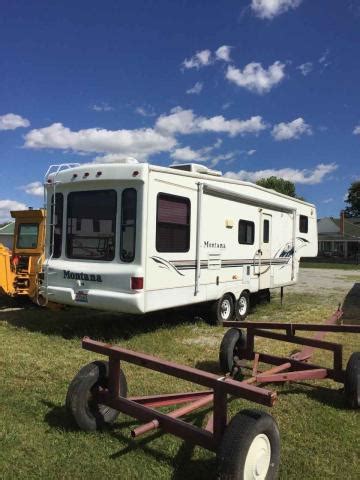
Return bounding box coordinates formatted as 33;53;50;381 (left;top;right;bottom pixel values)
263;219;270;243
17;224;39;249
66;190;117;261
299;215;308;233
50;193;63;258
156;193;190;252
120;188;137;262
238;220;255;245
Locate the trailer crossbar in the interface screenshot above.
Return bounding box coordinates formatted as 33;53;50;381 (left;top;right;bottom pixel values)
82;337;276;406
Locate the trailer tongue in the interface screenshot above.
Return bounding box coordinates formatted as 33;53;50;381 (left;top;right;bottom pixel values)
66;308;360;479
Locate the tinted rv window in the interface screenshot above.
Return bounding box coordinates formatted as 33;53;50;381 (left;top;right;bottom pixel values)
66;190;116;261
299;215;308;233
263;219;270;243
238;220;255;245
156;193;190;252
17;224;39;249
50;193;63;258
120;188;137;262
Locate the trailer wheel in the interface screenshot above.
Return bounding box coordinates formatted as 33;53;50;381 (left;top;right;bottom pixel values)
219;328;247;375
217;409;280;480
235;291;250;321
66;360;127;431
344;352;360;409
209;293;235;325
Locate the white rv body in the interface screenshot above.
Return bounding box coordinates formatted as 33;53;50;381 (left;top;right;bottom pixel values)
42;162;317;314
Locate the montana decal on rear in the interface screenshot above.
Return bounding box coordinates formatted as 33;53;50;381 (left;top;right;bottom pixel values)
63;270;102;282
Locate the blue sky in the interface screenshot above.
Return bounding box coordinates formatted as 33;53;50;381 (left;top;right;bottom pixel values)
1;0;360;221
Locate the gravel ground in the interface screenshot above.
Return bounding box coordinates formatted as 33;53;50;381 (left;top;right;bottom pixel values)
293;268;360;295
292;267;360;323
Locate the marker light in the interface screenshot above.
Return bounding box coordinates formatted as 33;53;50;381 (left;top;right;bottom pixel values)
131;277;144;290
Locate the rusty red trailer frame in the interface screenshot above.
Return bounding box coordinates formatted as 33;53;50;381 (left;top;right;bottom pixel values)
82;336;276;451
78;307;359;453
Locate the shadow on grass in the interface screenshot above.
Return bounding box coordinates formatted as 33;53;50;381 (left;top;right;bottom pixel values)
41;400;79;432
109;410;216;480
277;382;348;410
0;294;204;341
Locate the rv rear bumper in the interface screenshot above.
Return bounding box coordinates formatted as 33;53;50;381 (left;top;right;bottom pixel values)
45;286;145;314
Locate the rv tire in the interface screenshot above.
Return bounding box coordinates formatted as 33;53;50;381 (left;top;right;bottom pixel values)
209;293;235;325
235;291;250;321
66;360;127;431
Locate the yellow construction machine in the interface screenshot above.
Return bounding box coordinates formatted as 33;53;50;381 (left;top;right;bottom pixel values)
0;208;45;303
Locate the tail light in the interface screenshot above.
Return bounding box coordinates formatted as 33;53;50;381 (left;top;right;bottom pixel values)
11;255;20;267
131;277;144;290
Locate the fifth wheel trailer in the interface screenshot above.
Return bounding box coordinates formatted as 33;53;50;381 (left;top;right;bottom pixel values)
41;162;317;323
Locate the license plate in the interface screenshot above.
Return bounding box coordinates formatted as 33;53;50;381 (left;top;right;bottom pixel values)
75;291;88;303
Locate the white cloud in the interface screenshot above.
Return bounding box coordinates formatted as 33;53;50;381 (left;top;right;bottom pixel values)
297;62;313;76
0;200;27;223
24;123;176;161
247;149;256;156
155;107;198;135
322;198;334;204
319;49;330;65
186;82;203;95
93;154;139;164
0;113;30;131
199;115;266;136
155;107;267;137
183;49;212;69
135;106;156;117
215;45;232;62
171;138;224;163
353;125;360;135
226;61;285;94
21;181;43;197
210;152;237;167
251;0;302;19
171;146;204;162
224;163;338;185
91;103;113;112
271;117;312;141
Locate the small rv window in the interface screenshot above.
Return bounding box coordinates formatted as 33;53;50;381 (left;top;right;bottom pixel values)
299;215;308;233
263;219;270;243
238;220;255;245
17;224;39;249
66;190;117;261
120;188;137;262
50;193;63;258
156;193;190;252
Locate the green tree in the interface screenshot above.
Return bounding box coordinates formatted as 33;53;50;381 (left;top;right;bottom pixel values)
344;181;360;217
256;176;297;197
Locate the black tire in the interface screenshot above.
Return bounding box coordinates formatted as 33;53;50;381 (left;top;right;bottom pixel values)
217;409;280;480
219;328;247;375
209;294;235;325
235;291;250;321
344;352;360;409
66;360;127;431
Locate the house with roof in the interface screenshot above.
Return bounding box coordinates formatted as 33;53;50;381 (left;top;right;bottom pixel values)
0;222;15;250
317;211;360;259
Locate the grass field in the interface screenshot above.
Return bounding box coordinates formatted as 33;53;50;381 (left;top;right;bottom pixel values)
0;280;359;479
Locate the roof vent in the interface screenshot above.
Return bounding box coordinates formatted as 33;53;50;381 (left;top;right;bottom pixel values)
170;163;222;177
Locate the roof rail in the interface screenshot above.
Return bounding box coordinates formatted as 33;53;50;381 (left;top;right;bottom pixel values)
44;163;80;183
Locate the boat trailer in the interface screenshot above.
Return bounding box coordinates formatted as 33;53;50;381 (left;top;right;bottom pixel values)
66;308;360;479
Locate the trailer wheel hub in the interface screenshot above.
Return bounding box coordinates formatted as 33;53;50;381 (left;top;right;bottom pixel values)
244;433;271;480
220;299;231;320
